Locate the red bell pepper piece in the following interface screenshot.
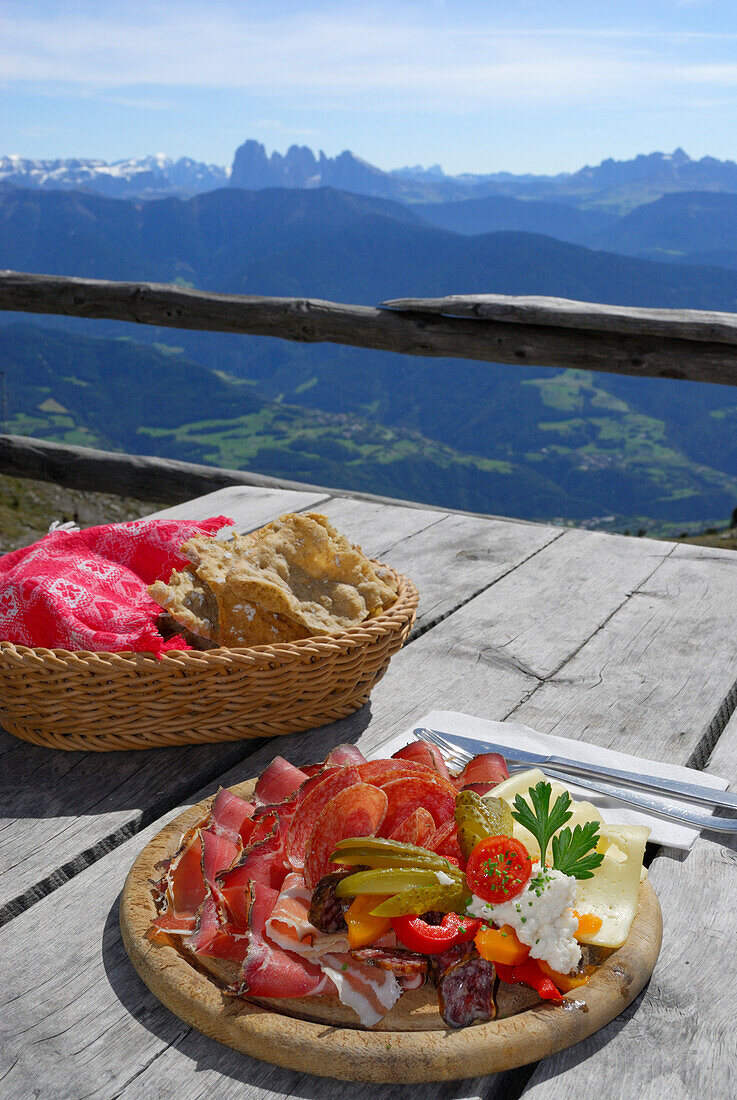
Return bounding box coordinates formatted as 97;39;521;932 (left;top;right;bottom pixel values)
495;958;564;1001
391;912;481;954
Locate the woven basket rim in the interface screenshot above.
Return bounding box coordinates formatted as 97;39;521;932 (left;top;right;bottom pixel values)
0;565;417;665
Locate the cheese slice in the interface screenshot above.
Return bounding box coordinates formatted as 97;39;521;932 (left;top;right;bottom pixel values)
491;769;649;948
575;825;650;948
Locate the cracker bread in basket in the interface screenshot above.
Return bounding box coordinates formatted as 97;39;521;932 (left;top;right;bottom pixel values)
149;512;399;649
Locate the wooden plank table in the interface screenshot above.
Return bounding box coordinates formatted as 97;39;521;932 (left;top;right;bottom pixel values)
1;484;735;1099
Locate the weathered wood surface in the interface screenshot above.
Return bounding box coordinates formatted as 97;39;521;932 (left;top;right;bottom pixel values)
383;293;737;345
0;491;560;925
3;270;737;385
2;486;737;1098
522;709;737;1099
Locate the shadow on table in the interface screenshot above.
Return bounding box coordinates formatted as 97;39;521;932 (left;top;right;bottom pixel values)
0;702;376;822
102;889;507;1100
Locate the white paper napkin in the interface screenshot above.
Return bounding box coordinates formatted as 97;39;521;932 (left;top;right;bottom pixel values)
374;709;731;851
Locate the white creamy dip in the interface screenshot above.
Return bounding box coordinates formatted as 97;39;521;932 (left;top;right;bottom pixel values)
466;862;581;975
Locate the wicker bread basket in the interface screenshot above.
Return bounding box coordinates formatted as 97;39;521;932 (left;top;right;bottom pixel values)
0;568;418;752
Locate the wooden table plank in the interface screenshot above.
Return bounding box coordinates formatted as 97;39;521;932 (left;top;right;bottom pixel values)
0;493;560;926
520;710;737;1099
1;525;714;1099
143;483;331;522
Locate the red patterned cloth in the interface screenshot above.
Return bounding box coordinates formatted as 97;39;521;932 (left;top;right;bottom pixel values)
0;516;234;654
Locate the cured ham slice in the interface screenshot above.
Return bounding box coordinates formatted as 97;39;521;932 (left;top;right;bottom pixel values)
285;766;361;870
185;895;250;963
234;880;331;999
324;744;367;766
392;741;451;782
200;827;240;889
378;776;456;837
254;756;309;806
453;752;509;789
318;953;402;1027
266;872;351;956
152;826;206;936
209;788;256;845
304;783;388;889
216;811;286;910
389;806;436;846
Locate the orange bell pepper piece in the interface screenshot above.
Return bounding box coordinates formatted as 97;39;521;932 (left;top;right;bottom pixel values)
537;958;594;992
574;911;603;938
345;894;392;949
474;924;530;966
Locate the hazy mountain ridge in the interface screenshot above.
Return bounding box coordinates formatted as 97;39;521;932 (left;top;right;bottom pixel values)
2;184;737;529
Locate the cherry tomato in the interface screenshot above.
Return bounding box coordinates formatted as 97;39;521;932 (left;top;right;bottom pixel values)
465;835;532;903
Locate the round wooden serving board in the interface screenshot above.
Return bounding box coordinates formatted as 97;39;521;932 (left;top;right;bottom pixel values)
120;779;663;1083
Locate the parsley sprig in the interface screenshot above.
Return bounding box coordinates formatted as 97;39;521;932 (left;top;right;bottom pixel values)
511;781;604;878
551;821;605;879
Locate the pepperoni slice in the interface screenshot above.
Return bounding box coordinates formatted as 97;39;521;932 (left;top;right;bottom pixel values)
285;766;361;870
303;783;388;889
378;776;456;838
392;742;452;782
389;807;436;846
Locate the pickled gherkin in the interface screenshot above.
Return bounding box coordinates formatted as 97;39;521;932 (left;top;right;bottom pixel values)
330;845;455;873
455;791;513;860
369;883;471;918
334;867;460;897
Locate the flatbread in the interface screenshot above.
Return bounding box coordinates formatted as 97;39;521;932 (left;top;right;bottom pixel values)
149;513;398;648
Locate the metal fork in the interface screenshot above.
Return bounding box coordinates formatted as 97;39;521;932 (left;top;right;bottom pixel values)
414;726;737;835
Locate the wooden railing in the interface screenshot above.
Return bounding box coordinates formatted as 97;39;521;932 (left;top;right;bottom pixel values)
2;268;737;502
2;271;737;385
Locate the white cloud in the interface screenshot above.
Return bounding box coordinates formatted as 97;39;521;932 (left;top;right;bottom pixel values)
0;2;734;110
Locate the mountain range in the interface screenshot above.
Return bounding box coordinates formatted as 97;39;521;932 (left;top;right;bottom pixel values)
2;183;737;531
5;142;737;214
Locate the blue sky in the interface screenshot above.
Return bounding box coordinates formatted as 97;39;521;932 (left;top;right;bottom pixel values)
2;1;737;174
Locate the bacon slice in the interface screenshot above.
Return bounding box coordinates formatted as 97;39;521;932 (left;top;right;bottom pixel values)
234;880;331;998
325;744;367;766
209;788;256;845
285;766;361;871
453;752;509;789
389;806;436;846
254;756;310;805
378;777;456;837
392;742;451;781
304;783;388;889
318;953;402;1027
266;872;351;956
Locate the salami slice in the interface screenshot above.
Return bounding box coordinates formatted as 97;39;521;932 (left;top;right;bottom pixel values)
426;819;464;863
453;752;509;790
378;777;456;838
285;766;361;870
436;950;497;1028
392;742;451;782
389;806;436;846
303;783;388;889
357;758;457;795
325;744;367;766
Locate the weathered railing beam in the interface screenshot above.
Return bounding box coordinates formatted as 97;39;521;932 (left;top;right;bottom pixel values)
0;433;467;515
2;271;737;387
